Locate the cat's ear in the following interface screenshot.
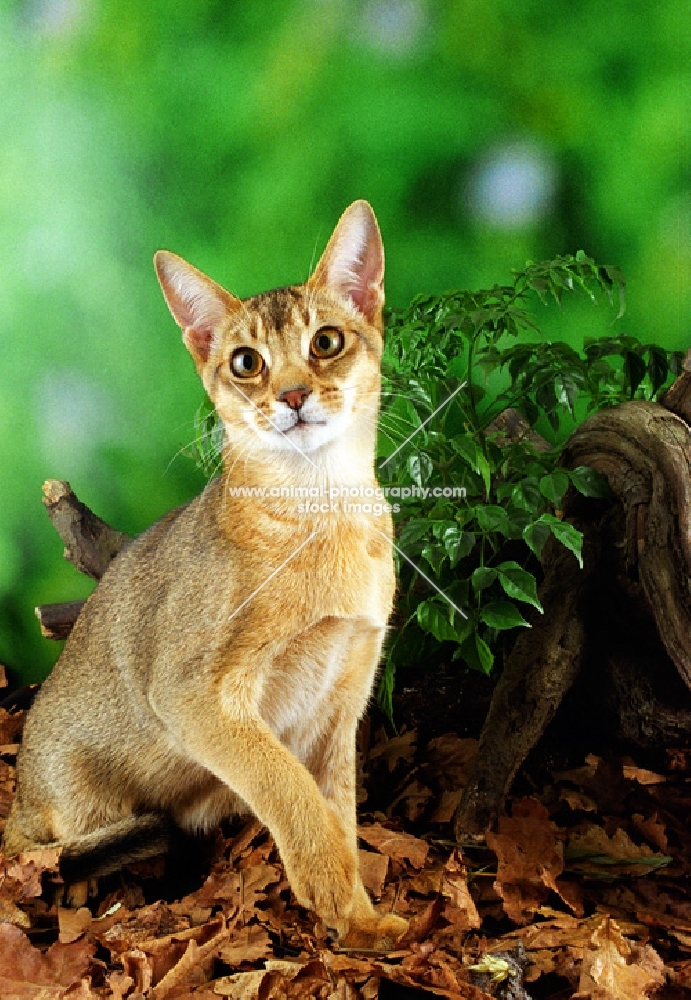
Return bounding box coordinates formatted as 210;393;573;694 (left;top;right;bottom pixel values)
309;200;384;323
154;251;238;365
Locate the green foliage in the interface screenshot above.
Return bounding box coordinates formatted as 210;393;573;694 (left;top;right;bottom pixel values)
376;253;682;722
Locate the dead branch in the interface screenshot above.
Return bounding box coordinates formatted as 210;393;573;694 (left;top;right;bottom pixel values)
42;479;129;580
35;601;86;641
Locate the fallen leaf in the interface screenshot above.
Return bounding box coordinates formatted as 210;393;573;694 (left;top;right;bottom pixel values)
559;788;598;813
486;797;564;925
441;848;480;930
0;709;25;746
369;729;417;772
567;825;669;876
0;922;96;1000
426;735;477;790
622;764;666;786
358;849;389;898
388;780;434;822
0;896;31;928
218;923;273;967
58;906;92;944
631;813;668;853
578;917;665;999
429;788;463;824
358;823;429;868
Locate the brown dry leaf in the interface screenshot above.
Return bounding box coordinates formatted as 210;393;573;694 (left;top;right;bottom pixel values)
0;664;7;688
0;708;25;745
631;813;668;853
0;896;31;928
0;922;96;999
426;734;477;790
553;754;601;785
408;865;445;896
58;906;92;944
559;788;598;813
578;917;665;999
214;959;328;1000
120;948;154;995
388;780;434;822
368;729;417;772
400;895;444;944
441;848;480;930
358;849;389;899
486;797;564;926
567;825;667;876
218;923;273;967
622;764;666;786
104;901;190;952
428;788;463;824
229;819;266;861
5;847;62;900
357;822;429;868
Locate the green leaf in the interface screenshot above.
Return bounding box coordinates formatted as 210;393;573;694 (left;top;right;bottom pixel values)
416;601;466;643
480;601;530;630
523;519;552;559
408;452;433;486
647;346;668;395
623;350;647;398
421;544;446;576
398;519;430;548
476;505;510;535
539;471;570;506
451;437;492;497
441;524;465;566
497;561;543;611
447;355;468;379
458;632;494;674
471;566;497;592
569;466;611;498
539;514;584;567
512;477;543;513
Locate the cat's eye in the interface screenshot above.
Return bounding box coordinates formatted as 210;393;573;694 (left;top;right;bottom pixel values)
230;348;265;378
311;327;344;359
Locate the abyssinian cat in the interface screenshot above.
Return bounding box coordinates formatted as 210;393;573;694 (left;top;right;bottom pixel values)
4;200;409;949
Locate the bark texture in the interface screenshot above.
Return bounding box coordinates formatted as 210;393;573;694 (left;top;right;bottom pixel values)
455;395;691;838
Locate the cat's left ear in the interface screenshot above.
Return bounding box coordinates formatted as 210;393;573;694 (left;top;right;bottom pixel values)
309;200;384;324
154;251;239;368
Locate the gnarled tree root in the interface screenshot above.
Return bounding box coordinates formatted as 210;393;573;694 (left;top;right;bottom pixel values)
455;396;691;839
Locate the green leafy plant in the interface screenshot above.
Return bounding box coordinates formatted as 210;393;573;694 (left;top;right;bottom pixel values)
376;253;683;721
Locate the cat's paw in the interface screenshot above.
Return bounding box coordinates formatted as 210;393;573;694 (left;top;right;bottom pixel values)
284;822;358;926
340;913;409;953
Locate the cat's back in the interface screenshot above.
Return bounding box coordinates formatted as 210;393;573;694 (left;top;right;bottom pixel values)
34;476;236;707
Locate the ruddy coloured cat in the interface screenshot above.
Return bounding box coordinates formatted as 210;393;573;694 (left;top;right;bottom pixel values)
4;201;409;949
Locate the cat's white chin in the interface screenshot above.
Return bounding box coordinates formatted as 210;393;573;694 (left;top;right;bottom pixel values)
263;420;341;454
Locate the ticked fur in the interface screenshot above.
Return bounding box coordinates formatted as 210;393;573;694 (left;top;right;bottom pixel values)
4;201;408;950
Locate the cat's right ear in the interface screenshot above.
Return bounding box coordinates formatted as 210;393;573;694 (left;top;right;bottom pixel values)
154;251;238;366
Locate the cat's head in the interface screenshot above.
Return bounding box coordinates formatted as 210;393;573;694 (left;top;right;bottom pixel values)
154;201;384;467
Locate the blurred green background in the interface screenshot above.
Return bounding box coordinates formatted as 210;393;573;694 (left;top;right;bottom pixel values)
0;0;687;683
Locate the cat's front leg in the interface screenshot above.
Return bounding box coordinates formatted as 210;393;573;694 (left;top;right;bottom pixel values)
150;666;359;932
307;626;409;950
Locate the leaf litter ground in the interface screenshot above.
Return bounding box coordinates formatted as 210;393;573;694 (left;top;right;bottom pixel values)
1;666;690;1000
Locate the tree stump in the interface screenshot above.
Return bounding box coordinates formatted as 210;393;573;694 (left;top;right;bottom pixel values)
455;383;691;838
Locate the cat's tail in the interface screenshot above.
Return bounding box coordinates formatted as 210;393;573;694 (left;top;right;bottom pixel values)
58;813;172;882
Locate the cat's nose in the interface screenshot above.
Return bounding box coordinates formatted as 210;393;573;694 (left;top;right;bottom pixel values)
279;386;311;410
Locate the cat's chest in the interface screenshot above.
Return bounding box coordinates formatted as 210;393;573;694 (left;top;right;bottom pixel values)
258;615;382;756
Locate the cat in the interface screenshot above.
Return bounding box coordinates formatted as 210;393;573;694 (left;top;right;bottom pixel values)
4;200;409;950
